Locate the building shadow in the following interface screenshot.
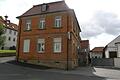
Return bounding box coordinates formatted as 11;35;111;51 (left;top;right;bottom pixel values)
6;60;52;70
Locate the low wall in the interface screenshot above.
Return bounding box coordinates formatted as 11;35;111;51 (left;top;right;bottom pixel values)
114;58;120;68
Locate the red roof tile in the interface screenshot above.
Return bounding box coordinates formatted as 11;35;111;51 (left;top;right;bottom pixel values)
0;16;18;31
91;47;104;52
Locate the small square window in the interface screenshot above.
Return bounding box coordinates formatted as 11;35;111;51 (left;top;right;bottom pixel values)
25;19;31;31
41;4;47;12
13;38;15;42
8;37;11;41
9;29;12;34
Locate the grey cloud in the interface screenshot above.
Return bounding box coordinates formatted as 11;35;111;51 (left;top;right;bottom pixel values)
81;11;120;38
94;11;120;35
81;23;104;38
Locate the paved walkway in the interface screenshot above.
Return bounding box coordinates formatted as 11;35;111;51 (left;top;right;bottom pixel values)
0;56;15;63
44;66;120;80
45;67;96;76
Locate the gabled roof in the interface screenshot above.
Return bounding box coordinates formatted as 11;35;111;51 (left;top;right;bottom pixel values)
17;1;81;32
17;1;70;18
0;16;18;31
80;40;89;49
91;47;104;53
6;23;18;31
104;35;120;50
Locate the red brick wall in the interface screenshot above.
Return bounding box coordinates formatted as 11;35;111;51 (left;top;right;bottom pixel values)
17;11;80;69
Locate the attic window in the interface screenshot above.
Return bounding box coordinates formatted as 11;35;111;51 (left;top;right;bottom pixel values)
41;4;47;12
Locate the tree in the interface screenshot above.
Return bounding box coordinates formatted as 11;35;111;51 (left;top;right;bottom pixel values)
0;24;6;47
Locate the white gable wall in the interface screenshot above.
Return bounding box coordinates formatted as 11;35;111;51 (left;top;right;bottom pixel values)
105;35;120;58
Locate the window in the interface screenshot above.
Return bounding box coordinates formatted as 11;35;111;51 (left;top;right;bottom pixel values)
53;38;61;53
13;38;15;42
55;16;61;28
25;19;31;31
41;4;47;11
14;31;16;35
9;29;12;34
37;39;45;53
8;37;11;41
39;18;45;29
23;39;30;52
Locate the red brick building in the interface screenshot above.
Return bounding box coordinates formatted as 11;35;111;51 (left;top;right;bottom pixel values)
79;40;90;66
17;1;81;69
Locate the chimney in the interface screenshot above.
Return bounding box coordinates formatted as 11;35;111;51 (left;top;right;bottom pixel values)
4;15;8;21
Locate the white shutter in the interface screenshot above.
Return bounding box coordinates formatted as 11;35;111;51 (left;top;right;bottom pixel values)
23;39;30;52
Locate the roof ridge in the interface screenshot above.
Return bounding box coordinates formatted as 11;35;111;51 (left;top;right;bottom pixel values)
33;0;64;7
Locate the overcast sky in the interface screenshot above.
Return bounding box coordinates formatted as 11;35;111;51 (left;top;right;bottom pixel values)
0;0;120;49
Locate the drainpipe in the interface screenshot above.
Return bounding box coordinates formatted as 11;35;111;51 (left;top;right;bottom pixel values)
16;19;22;62
66;13;70;71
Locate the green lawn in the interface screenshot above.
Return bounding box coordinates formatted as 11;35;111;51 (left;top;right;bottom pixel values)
0;50;16;53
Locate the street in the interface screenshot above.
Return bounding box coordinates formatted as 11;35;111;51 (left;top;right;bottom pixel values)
0;57;119;80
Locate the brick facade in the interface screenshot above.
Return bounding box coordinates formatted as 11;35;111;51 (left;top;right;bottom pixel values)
17;1;81;69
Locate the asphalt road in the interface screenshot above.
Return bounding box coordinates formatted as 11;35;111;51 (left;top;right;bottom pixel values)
0;57;119;80
0;62;105;80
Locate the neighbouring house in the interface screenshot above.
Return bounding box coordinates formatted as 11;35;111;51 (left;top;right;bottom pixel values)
90;47;104;58
79;40;90;66
0;16;18;50
17;1;81;69
104;35;120;58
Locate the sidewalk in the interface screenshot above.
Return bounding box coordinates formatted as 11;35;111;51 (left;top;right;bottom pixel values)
0;56;15;63
45;67;97;77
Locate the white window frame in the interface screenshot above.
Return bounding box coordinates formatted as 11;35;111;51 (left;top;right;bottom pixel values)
23;39;30;53
39;18;45;29
55;16;61;28
53;38;62;53
37;38;45;53
25;20;31;30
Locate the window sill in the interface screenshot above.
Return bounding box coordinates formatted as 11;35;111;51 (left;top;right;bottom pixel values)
23;52;29;53
24;29;32;32
38;51;45;53
53;52;61;54
38;28;46;30
53;27;62;29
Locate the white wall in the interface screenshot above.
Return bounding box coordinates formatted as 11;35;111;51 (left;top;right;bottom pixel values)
114;58;120;68
105;35;120;58
1;28;18;50
90;52;103;58
116;43;120;57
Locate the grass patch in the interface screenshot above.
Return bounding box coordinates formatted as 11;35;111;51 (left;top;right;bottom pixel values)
0;50;16;53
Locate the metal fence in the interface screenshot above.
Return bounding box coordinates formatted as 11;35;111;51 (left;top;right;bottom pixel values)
91;58;114;66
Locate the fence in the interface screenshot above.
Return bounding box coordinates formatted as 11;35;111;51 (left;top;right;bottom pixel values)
91;58;120;68
91;58;114;66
